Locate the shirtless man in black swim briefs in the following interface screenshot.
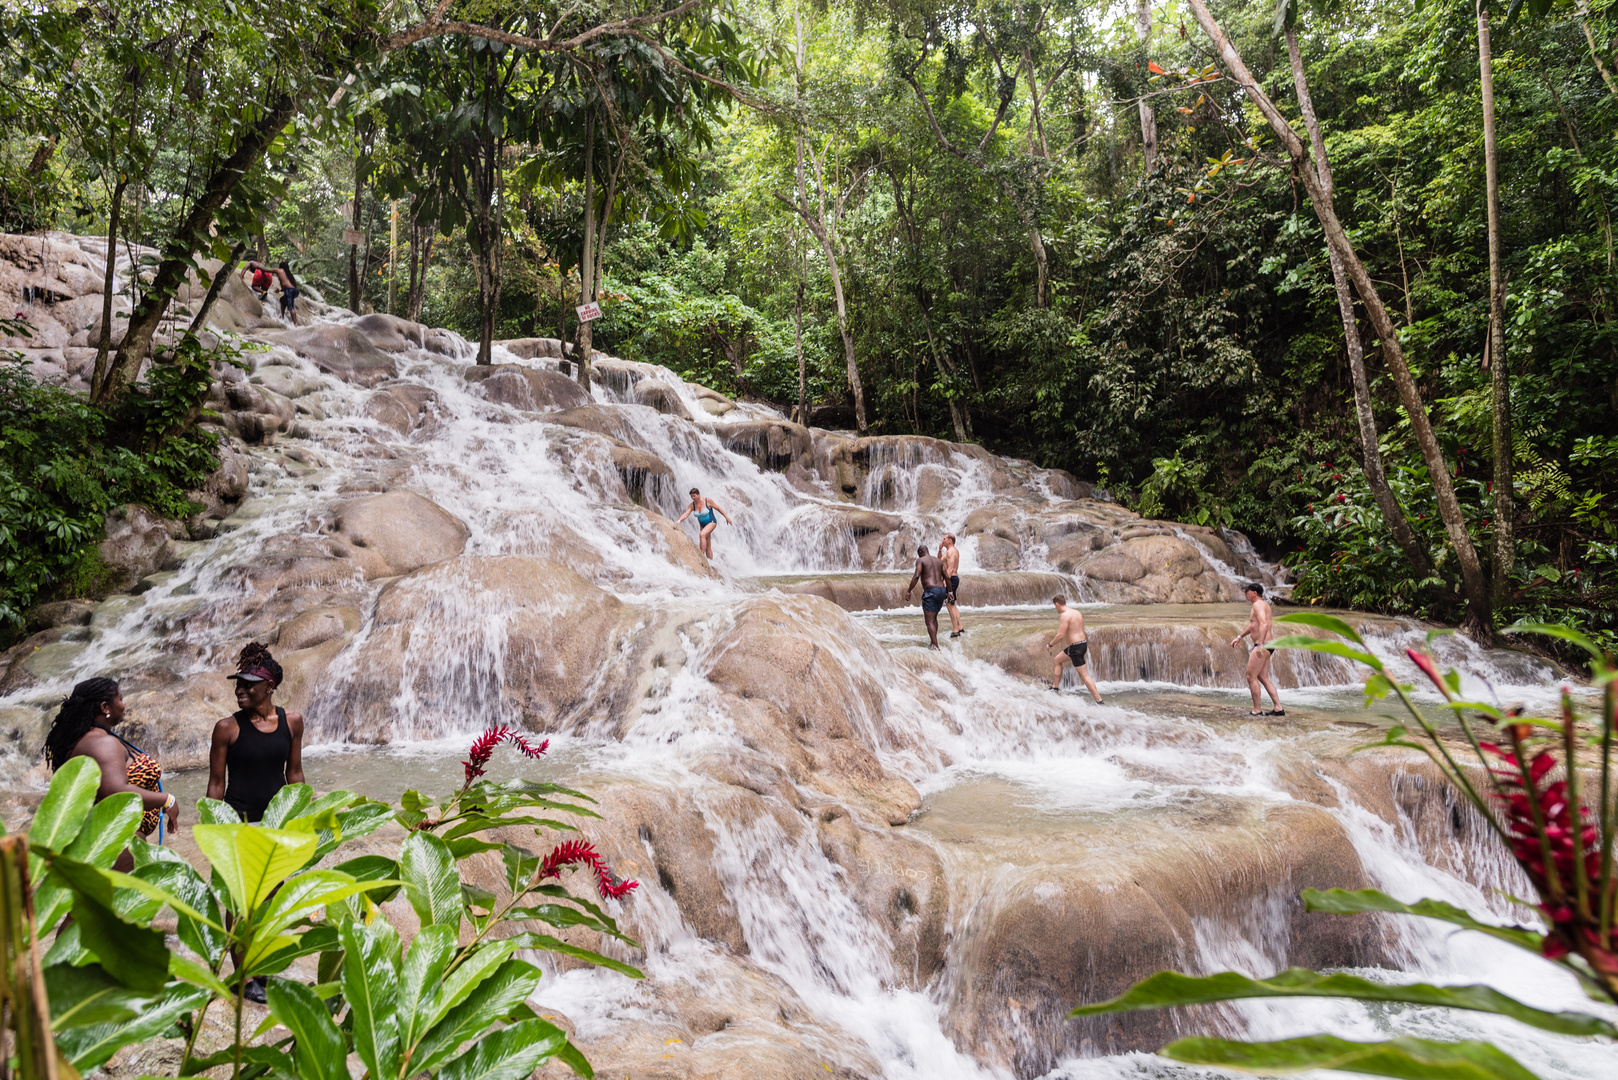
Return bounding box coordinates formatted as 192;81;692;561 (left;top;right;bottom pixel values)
904;545;949;650
1047;595;1103;703
940;533;964;638
1230;582;1284;716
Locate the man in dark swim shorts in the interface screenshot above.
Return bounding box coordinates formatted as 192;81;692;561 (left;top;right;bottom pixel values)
903;544;949;650
1046;595;1103;703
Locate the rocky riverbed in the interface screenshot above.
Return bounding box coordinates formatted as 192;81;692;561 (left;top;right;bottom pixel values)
2;233;1612;1079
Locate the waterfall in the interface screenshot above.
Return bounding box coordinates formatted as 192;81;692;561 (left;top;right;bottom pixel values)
1;290;1605;1080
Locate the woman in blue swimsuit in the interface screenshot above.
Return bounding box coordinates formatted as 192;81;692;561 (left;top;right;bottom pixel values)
676;486;733;560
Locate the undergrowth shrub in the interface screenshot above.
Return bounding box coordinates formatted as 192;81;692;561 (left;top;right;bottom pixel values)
0;327;228;634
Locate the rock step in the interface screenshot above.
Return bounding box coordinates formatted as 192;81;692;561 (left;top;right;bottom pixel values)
750;571;1077;612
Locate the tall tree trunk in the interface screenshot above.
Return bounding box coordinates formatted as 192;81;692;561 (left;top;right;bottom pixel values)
187;242;246;337
1188;0;1493;639
96;94;296;404
923;315;968;442
1135;0;1159;171
90;177;128;400
795;276;807;426
825;243;863;431
1478;0;1515;606
793;0;809;428
1285;28;1441;591
348;147;365;313
388;200;399;316
575;113;597;391
1028;230;1049;308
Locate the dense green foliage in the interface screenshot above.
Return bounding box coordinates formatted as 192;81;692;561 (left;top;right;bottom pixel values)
10;732;635;1078
0;332;221;632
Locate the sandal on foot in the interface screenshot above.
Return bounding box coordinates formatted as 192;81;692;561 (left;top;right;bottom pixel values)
1266;709;1287;716
1248;710;1265;716
1047;686;1062;692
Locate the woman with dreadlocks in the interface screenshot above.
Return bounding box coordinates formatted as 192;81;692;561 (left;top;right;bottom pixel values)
207;642;305;825
43;678;178;865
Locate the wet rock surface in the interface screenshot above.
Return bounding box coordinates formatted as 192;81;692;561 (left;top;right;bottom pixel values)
0;233;1584;1080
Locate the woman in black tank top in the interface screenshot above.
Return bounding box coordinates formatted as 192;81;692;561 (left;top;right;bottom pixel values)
207;642;304;822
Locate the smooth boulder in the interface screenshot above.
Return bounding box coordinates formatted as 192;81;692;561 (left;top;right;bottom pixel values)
268;324;397;386
463;364;590;411
331;491;470;578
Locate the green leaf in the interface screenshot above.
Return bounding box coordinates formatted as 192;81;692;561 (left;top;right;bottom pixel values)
311;801;393;860
1162;1034;1540;1080
168;952;233;999
196;797;243;824
1364;673;1396;704
551;1040;595;1079
502;931;643;978
400;923;458;1050
266;978;347;1080
1276;611;1368;645
448;837;506;859
251;924;340;979
1302;889;1546;954
439;1019;569;1080
250;869;400;948
68;888;169;991
178;1043;301;1080
193;823;317;915
1504;621;1605;663
62;792;142;867
414;957;542;1073
1068;968;1613;1036
400;831;462;929
1269;633;1385;672
134;858;228;962
45;963;156;1030
29;756;100;852
418;939;519;1035
339;917;401;1080
55;983;211;1071
260;783;314;828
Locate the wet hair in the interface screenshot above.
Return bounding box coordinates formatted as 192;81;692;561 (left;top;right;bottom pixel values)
1245;583;1264;597
689;487;700;496
237;641;283;687
43;678;120;770
917;545;929;556
943;533;955;542
1052;595;1067;606
278;261;301;289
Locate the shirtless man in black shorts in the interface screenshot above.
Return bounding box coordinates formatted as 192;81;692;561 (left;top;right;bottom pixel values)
940;533;964;638
1047;595;1103;703
1230;582;1284;716
903;545;949;650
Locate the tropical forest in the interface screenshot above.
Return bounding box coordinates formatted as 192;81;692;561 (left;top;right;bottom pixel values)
1;0;1617;1078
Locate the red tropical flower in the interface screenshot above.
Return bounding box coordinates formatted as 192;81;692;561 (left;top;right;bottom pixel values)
462;725;550;785
536;839;640;900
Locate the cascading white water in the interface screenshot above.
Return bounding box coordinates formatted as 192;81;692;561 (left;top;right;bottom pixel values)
3;305;1608;1079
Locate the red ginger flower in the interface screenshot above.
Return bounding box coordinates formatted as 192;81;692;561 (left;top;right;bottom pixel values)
536;839;639;900
463;725;550;784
